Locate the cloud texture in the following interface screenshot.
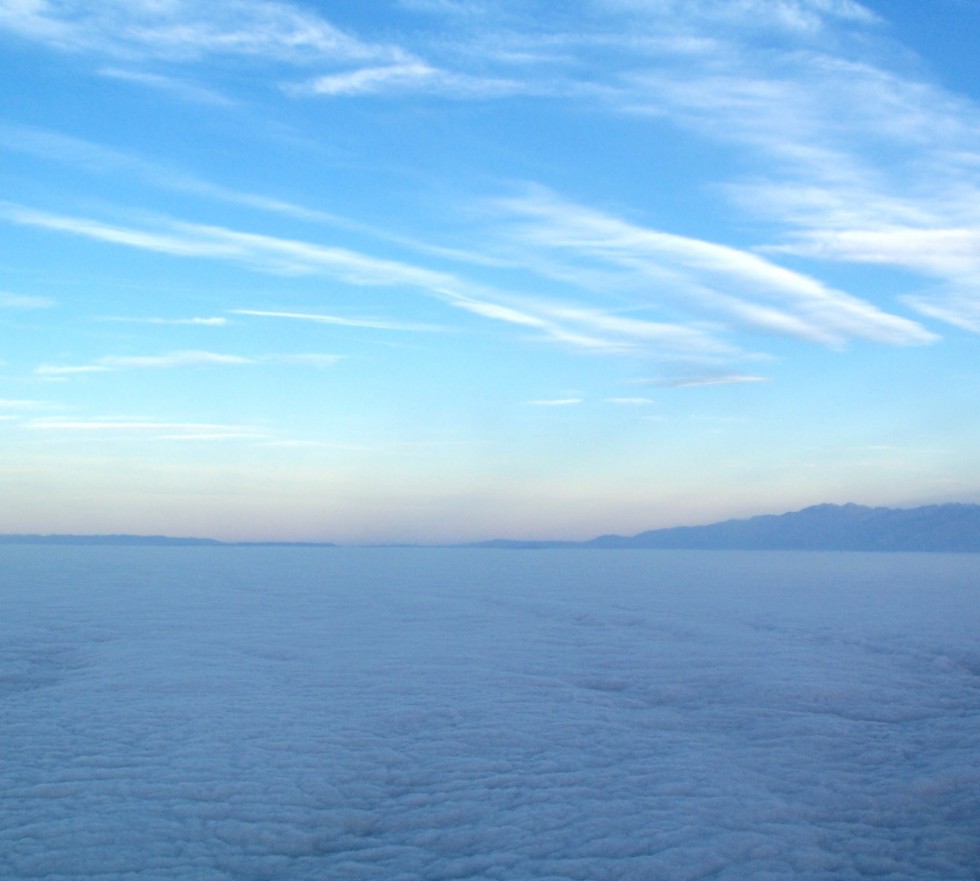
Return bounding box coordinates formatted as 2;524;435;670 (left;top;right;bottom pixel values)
2;548;978;880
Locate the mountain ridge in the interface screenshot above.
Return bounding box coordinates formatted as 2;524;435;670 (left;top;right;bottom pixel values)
0;534;335;548
2;503;979;551
474;503;980;552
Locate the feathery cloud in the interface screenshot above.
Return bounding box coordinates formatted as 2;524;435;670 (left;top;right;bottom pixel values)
262;354;344;367
97;67;234;106
295;63;524;99
905;293;980;335
25;418;267;441
0;123;368;230
0;123;523;272
494;189;935;346
0;291;54;309
446;291;738;357
37;351;252;376
104;352;252;368
597;0;877;33
588;12;980;334
103;316;228;326
231;309;447;333
0;399;53;410
653;373;770;388
0;201;450;285
0;0;404;65
0;201;737;360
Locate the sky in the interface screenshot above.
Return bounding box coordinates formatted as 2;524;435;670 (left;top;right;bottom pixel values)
1;0;979;543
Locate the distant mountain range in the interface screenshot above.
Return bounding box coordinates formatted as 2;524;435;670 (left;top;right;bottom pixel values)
0;534;334;548
2;504;979;551
473;504;980;552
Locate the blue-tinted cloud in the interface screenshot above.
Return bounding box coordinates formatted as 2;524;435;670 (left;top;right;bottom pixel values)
1;550;977;879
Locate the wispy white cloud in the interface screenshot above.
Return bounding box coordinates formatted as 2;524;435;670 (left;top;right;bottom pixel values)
397;0;492;15
0;0;404;65
263;354;344;368
97;67;234;106
25;417;267;441
36;348;343;376
772;228;980;278
0;123;517;270
258;439;330;449
0;399;53;410
0;291;54;309
103;316;228;326
370;0;879;109
231;309;447;333
0;200;738;360
767;227;980;331
0;0;537;108
35;365;109;377
904;293;980;335
294;62;525;98
0;203;239;259
104;351;252;369
295;1;956;336
581;9;980;334
446;291;738;357
0;181;935;366
37;350;252;376
493;189;935;346
652;373;769;388
0;201;452;285
596;0;878;33
0;123;372;230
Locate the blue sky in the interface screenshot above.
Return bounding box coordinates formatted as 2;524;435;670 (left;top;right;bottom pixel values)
1;0;978;543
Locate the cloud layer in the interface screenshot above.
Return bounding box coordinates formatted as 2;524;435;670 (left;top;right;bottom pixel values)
2;548;978;879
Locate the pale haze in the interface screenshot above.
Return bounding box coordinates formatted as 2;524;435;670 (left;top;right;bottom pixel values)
1;0;979;543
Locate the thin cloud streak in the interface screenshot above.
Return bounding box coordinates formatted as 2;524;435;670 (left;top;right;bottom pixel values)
0;201;740;360
25;418;267;440
655;373;770;388
97;67;235;106
773;228;980;277
103;316;228;326
232;309;447;333
95;351;250;369
495;190;936;346
35;350;343;375
446;291;735;357
0;399;53;410
0;189;937;367
294;63;526;99
263;354;344;367
37;351;253;376
596;0;878;31
0;201;452;285
0;291;55;309
0;119;470;270
0;0;406;66
905;294;980;335
0;123;515;269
